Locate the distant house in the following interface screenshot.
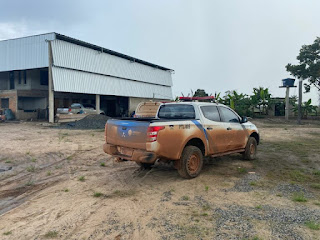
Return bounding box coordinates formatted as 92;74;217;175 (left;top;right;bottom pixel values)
268;97;295;117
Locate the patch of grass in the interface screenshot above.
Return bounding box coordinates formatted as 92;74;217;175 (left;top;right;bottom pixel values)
96;129;105;132
25;180;34;186
58;132;69;142
91;133;95;137
26;151;30;155
100;162;106;167
276;193;283;197
305;221;320;230
78;176;85;182
5;160;12;164
288;170;307;182
252;237;262;240
63;189;69;192
250;181;257;186
201;213;208;216
66;155;73;160
202;204;211;211
3;231;12;235
313;170;320;176
204;186;209;192
237;167;247;174
292;192;307;202
314;202;320;206
310;183;320;189
255;205;262;210
44;230;58;238
26;166;36;172
31;157;37;162
93;192;103;197
181;195;190;201
55;165;62;169
110;189;136;198
47;171;52;176
301;158;311;164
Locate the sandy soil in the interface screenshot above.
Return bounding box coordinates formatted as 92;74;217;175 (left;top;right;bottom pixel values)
0;119;319;240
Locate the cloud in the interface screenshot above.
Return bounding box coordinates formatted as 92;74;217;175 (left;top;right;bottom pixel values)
0;22;29;40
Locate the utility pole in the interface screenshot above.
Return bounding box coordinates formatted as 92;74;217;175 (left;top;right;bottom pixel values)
298;79;302;125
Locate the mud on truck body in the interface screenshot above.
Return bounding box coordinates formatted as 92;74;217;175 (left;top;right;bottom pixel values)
103;102;259;178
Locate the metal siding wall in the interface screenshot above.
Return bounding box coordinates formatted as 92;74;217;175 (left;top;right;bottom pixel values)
51;40;172;87
52;67;172;99
0;33;55;72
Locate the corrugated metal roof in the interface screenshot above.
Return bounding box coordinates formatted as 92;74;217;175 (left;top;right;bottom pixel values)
55;33;172;71
0;33;55;72
0;32;173;72
52;67;172;99
51;40;172;87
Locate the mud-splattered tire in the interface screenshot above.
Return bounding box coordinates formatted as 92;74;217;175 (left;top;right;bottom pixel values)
136;162;153;169
242;137;257;160
177;146;203;179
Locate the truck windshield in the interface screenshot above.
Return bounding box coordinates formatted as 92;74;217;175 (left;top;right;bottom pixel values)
158;104;195;119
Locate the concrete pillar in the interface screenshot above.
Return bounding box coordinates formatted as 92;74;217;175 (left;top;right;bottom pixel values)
285;86;290;121
298;79;302;124
48;41;54;123
96;94;100;114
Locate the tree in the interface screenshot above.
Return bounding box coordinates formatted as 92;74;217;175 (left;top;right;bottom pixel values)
223;90;252;117
193;89;209;97
286;37;320;92
251;87;271;115
293;98;317;118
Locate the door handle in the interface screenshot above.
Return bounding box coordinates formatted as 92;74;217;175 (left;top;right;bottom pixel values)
207;127;213;130
227;127;232;130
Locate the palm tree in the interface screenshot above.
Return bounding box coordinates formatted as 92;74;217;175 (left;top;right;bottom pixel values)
252;87;271;115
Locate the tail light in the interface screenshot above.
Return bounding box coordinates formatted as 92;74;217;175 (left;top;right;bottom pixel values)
104;123;108;142
147;126;165;142
68;108;71;112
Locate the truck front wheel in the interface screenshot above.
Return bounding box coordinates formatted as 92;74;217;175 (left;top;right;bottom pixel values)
242;137;257;160
177;146;203;179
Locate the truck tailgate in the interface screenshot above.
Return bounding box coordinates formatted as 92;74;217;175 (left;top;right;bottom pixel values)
106;119;150;150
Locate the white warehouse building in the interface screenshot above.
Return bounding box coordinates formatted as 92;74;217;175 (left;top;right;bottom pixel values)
0;33;173;122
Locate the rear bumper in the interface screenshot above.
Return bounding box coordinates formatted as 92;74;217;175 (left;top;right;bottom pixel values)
103;143;157;163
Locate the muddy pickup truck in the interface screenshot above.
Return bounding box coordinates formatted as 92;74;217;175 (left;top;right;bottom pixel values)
103;102;259;178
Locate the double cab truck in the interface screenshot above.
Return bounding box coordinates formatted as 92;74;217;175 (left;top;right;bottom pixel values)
103;102;259;178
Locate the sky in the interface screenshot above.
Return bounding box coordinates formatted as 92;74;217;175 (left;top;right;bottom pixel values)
0;0;319;105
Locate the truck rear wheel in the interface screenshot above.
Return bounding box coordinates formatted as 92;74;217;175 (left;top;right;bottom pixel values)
242;137;257;160
177;146;203;179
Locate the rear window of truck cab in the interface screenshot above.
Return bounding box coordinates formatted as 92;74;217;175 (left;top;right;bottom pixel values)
158;104;195;119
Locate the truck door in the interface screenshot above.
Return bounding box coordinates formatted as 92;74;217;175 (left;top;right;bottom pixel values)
218;107;247;151
200;105;230;154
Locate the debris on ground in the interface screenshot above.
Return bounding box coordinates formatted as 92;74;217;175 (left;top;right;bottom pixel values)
60;114;111;129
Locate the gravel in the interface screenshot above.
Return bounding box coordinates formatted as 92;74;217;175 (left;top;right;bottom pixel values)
213;204;320;239
272;183;314;198
60;114;111;129
229;173;261;192
161;191;173;202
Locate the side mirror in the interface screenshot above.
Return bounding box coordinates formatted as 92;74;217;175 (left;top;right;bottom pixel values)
241;116;248;123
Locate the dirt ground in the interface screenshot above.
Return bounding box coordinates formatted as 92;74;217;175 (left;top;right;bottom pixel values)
0;119;320;240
